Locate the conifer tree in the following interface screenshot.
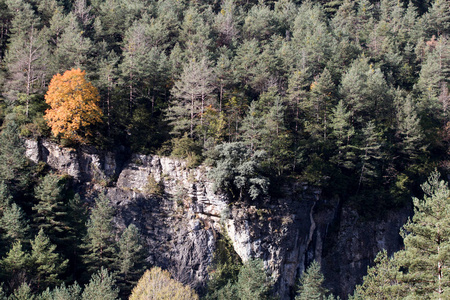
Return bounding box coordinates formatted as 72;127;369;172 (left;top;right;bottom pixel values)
50;282;82;300
398;171;450;297
236;259;272;300
9;282;34;300
329;100;355;169
0;203;29;243
0;241;31;291
83;192;116;272
167;57;215;139
0;121;29;190
115;223;145;295
32;173;68;242
296;260;328;300
0;181;11;213
81;267;119;300
30;228;68;291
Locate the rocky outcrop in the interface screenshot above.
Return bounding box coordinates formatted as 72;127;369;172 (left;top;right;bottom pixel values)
25;139;411;299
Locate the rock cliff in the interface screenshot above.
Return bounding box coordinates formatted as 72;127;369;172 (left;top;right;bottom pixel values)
25;139;411;299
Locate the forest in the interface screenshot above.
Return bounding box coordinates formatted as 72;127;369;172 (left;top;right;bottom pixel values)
0;0;449;299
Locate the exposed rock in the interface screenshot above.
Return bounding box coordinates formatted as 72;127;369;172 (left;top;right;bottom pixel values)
25;139;411;299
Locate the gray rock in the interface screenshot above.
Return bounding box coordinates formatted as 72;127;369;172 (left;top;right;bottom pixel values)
25;139;411;299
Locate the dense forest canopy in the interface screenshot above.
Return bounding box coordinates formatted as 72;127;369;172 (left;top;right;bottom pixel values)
0;0;449;299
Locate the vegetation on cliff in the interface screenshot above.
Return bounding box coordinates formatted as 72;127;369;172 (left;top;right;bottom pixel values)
0;0;448;298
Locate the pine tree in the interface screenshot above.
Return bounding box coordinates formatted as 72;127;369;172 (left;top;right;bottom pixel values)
81;267;119;300
329;100;356;169
0;181;12;213
0;121;29;190
351;250;405;300
30;228;68;291
353;171;450;299
357;121;383;189
9;282;34;300
398;171;450;297
0;241;31;291
0;203;29;243
167;57;215;139
236;259;272;300
83;192;116;272
115;224;145;296
50;282;82;300
395;93;426;159
295;260;327;300
32;173;68;242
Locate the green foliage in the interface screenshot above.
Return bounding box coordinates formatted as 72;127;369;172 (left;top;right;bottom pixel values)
0;241;31;291
81;267;119;300
30;228;68;291
33;173;68;241
0;203;29;243
236;259;272;300
115;224;145;296
205;234;242;300
0;121;29;190
83;192;116;272
208;142;269;201
295;260;328;300
170;133;203;168
353;171;450;299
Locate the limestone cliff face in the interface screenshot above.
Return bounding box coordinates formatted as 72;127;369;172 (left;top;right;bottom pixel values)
25;139;411;299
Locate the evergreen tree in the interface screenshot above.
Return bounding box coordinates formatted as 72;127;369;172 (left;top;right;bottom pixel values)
50;282;82;300
32;173;68;242
0;121;29;190
236;259;272;300
81;267;119;300
351;250;405;300
9;282;34;300
295;260;328;300
329;100;356;169
398;171;450;297
30;229;68;291
167;57;215;139
353;171;450;298
0;241;31;291
357;121;383;189
83;192;116;272
0;203;29;243
0;181;12;213
115;224;145;296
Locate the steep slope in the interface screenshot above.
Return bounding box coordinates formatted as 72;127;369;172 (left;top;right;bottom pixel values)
25;139;411;299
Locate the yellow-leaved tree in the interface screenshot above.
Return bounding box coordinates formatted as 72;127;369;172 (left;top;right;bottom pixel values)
129;267;199;300
44;69;102;144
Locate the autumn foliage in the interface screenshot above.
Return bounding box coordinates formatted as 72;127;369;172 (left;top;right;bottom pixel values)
44;69;102;143
129;267;199;300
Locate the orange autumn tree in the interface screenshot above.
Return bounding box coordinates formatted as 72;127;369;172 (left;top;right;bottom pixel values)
44;69;103;143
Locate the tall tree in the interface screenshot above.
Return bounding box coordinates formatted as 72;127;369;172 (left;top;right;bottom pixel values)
32;173;68;242
0;203;29;243
167;57;215;139
81;267;119;300
83;192;116;272
0;121;29;190
236;259;272;300
115;224;145;296
0;241;31;291
44;68;103;144
30;228;68;291
295;260;328;300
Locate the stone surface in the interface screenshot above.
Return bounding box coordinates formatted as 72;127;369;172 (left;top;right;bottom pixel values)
25;139;411;299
